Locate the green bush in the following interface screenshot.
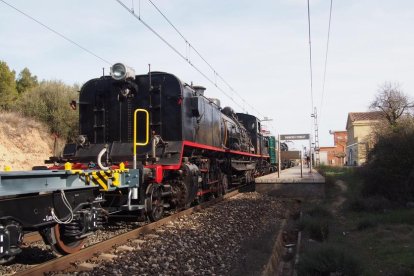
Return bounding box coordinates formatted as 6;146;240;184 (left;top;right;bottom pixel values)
296;206;332;241
0;61;18;110
16;80;79;141
298;216;329;242
362;128;414;203
307;217;329;242
306;205;333;218
356;218;378;230
348;196;392;213
383;267;414;276
297;243;363;276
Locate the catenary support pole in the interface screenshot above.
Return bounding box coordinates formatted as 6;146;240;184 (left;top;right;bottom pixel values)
309;137;312;173
301;150;303;178
278;134;281;178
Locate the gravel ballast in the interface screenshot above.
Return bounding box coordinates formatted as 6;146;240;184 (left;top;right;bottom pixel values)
82;192;292;276
1;192;292;275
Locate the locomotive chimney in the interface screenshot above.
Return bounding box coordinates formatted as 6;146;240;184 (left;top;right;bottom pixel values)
192;85;206;96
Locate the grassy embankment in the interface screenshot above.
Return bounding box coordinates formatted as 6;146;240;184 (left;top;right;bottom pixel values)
297;165;414;275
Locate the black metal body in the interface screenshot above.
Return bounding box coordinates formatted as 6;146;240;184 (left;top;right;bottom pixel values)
0;68;276;263
62;72;260;164
57;69;273;220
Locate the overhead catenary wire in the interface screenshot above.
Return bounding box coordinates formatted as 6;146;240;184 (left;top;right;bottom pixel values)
307;0;314;113
0;0;242;113
2;0;267;121
0;0;112;65
319;0;333;121
146;0;265;119
306;0;316;164
117;0;266;119
114;0;248;113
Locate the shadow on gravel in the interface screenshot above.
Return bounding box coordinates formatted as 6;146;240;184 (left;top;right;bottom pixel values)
13;246;56;265
238;183;256;193
229;221;280;276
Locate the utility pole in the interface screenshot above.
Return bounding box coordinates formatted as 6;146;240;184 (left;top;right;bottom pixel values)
278;134;281;178
312;107;320;167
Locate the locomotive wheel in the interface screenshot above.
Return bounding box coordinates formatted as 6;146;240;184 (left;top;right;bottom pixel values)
145;184;164;222
221;174;229;195
49;224;86;255
171;180;188;209
245;170;254;184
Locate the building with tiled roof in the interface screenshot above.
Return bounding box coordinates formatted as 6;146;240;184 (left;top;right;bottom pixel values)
346;111;384;166
347;111;384;124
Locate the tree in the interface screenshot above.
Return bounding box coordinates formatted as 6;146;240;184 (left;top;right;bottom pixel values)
17;80;79;141
0;61;18;110
369;82;413;128
362;82;414;203
362;127;414;203
16;67;38;94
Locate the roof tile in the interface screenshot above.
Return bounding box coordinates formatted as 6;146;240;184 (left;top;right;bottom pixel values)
349;111;384;122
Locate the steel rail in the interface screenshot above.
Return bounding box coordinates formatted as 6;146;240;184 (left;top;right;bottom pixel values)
16;189;241;275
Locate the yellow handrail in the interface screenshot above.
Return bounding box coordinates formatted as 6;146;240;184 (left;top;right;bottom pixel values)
133;109;150;156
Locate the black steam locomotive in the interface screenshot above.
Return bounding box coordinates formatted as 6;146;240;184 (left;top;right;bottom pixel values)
0;63;276;263
56;63;273;221
0;63;275;264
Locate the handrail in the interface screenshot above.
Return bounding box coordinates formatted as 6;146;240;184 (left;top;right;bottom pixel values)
133;109;149;169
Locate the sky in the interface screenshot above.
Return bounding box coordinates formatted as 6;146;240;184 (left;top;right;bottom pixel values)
1;0;414;149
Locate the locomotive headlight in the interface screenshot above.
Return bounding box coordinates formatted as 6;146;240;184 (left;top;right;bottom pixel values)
77;135;87;146
110;63;135;81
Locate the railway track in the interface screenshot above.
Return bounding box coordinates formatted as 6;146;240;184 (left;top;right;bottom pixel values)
15;189;241;275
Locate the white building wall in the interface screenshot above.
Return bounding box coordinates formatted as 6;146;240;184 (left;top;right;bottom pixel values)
319;151;328;165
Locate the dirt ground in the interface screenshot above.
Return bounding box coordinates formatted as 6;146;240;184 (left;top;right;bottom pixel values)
0;112;57;171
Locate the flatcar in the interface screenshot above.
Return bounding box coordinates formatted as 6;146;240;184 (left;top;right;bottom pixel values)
0;166;137;263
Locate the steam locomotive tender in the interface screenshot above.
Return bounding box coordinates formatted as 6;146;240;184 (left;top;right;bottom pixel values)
58;63;272;221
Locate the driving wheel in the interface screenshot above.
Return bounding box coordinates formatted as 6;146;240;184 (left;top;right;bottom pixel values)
145;184;164;222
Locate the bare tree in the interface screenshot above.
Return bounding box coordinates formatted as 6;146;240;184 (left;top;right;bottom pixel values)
370;82;413;127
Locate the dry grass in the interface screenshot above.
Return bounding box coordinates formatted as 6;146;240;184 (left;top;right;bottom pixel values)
1;111;49;136
306;166;414;275
0;111;64;170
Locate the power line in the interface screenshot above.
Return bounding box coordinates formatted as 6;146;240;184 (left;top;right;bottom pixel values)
307;0;320;166
121;0;266;119
113;0;246;113
320;0;333;118
307;0;314;113
147;0;265;119
2;0;267;121
0;0;112;65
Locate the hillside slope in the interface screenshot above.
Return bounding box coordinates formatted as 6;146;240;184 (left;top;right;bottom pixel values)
0;112;57;171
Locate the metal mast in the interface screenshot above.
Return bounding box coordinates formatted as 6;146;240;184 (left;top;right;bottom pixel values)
312;107;320;166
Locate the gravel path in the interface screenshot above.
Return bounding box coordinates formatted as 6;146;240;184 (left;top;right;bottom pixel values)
77;192;291;276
